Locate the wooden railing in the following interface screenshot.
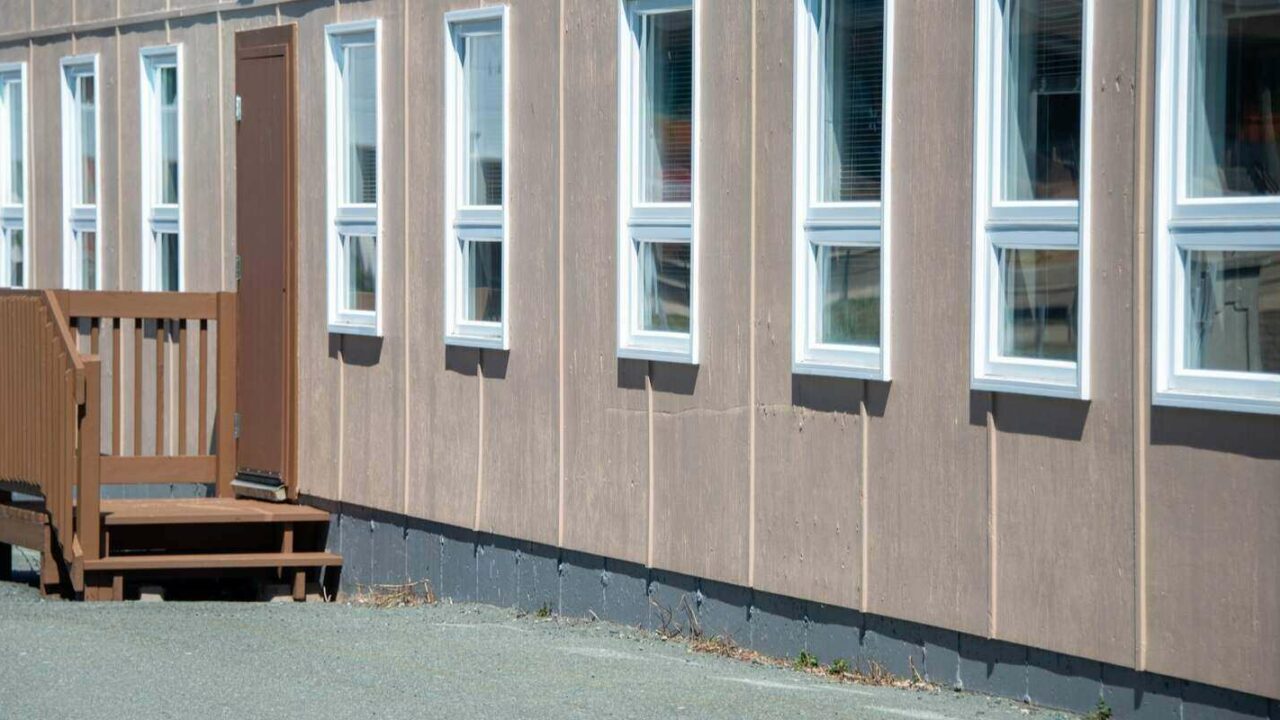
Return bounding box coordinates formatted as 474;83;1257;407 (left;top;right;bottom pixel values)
0;290;97;569
0;290;238;584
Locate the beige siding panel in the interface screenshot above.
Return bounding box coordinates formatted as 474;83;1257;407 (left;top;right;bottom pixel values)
283;0;341;501
31;37;68;289
1145;410;1280;700
35;1;74;31
119;0;167;18
72;31;120;292
749;0;861;609
402;0;481;530
171;16;223;292
334;0;405;514
649;0;753;587
864;0;988;637
990;1;1140;668
75;0;118;24
0;1;31;35
477;0;560;547
558;0;649;564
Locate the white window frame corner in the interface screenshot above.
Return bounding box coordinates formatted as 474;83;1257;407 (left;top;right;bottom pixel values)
443;5;511;351
970;0;1093;401
324;19;384;338
61;53;103;291
616;0;700;365
791;0;894;382
0;60;30;289
139;44;184;293
1151;0;1280;415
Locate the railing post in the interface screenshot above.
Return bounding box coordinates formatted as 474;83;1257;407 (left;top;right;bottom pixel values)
78;359;102;561
215;292;237;498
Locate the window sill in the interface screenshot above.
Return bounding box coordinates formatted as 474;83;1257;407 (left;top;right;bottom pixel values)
617;343;696;366
971;373;1087;401
328;321;381;338
793;356;887;382
1154;387;1280;417
445;331;507;351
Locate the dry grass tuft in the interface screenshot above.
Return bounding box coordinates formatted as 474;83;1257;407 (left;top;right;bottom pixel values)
350;579;437;608
650;595;936;692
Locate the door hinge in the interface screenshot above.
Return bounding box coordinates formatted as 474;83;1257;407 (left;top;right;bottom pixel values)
234;94;242;124
233;412;241;439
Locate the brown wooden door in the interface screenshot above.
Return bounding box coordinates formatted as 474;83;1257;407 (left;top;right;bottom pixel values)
234;26;298;495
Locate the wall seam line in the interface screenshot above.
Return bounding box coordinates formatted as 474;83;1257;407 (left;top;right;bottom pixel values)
745;0;758;589
555;0;567;548
1134;0;1153;673
115;27;122;290
859;385;869;612
645;363;654;569
474;359;485;532
402;0;411;517
987;393;998;638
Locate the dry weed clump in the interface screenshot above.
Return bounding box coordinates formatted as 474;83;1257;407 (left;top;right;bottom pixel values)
650;594;936;692
351;579;437;608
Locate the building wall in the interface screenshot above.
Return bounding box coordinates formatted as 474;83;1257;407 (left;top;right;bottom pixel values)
0;0;1276;703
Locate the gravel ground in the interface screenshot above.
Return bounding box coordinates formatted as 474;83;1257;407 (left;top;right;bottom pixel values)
0;548;1076;720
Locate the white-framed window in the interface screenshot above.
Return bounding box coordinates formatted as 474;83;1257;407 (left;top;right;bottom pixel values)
140;46;182;292
325;20;381;336
1154;0;1280;414
62;55;101;291
617;0;698;364
0;63;27;289
972;0;1092;399
444;7;509;350
793;0;893;380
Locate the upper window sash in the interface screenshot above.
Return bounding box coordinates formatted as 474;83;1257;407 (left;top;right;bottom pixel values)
325;20;382;337
139;46;181;292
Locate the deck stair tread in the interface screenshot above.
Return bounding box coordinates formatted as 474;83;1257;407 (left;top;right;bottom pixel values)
84;551;342;571
100;498;330;526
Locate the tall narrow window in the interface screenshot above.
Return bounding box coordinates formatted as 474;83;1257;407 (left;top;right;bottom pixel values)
62;56;100;290
1154;0;1280;414
326;21;381;336
445;7;508;349
141;47;181;292
793;0;891;379
0;64;26;289
973;0;1091;398
618;0;698;363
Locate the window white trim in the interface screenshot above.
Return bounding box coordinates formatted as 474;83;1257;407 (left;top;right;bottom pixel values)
971;0;1093;399
443;6;510;350
61;54;102;291
792;0;894;381
325;19;383;337
617;0;700;364
1152;0;1280;415
0;62;29;289
140;45;183;292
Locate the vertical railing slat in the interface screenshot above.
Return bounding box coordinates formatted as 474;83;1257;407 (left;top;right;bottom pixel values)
215;294;237;498
178;319;187;456
198;320;208;454
156;320;166;456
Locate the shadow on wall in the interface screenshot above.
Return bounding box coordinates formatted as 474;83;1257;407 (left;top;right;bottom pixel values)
444;346;480;376
1151;406;1280;460
614;358;701;395
480;349;509;379
991;392;1090;442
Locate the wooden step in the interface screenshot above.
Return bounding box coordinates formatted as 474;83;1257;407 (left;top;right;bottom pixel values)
83;551;342;571
100;498;330;526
